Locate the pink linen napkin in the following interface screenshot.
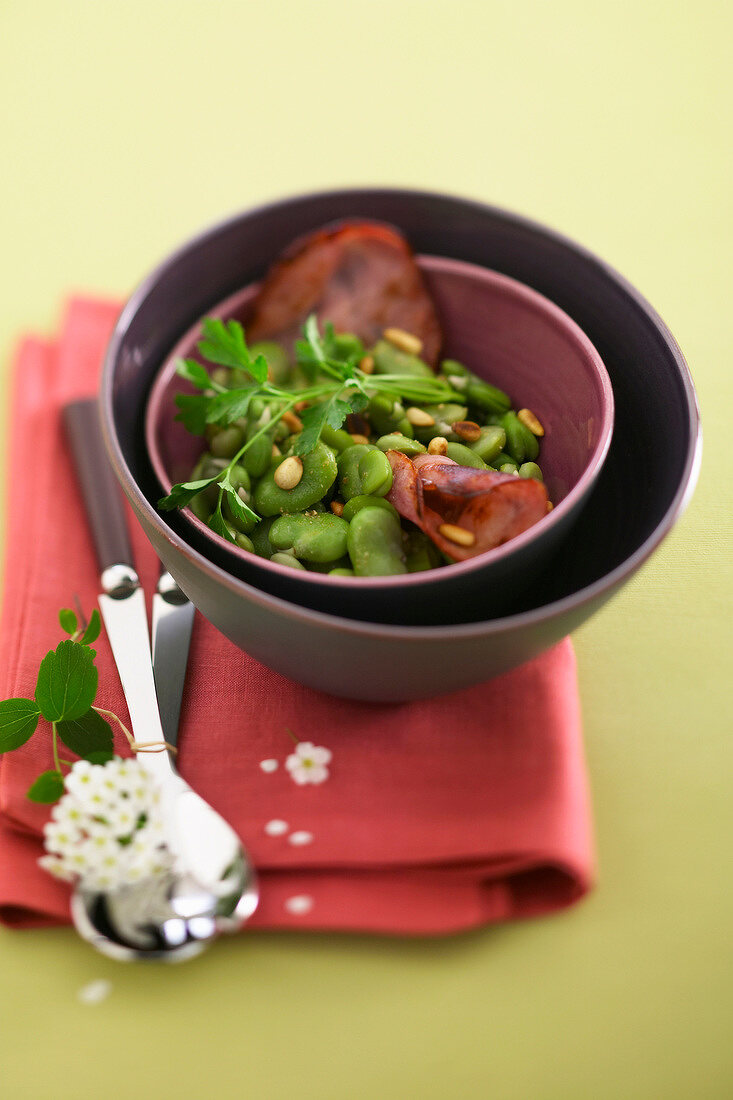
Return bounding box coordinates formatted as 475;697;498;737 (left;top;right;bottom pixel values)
0;298;594;935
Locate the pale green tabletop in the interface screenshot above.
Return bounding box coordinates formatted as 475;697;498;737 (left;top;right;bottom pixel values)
1;2;730;1097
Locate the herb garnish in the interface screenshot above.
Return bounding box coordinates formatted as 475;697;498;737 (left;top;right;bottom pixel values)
158;315;464;542
0;608;130;803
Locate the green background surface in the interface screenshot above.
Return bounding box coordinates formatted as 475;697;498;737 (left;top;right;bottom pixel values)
0;2;730;1097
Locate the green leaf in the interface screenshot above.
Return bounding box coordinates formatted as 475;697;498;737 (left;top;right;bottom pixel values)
174;393;212;435
207;505;236;543
249;354;269;385
34;640;98;722
57;708;114;761
220;473;260;528
292;402;331;455
0;698;41;753
325;397;353;431
59;608;77;635
175;357;212;389
205;386;257;426
197;318;251;371
86;749;115;765
80;609;101;646
349;390;370;415
158;476;220;511
27;770;65;804
303;314;326;364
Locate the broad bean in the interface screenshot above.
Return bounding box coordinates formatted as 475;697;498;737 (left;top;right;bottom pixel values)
371;339;433;378
445;442;488;469
413;403;468;442
270;552;306;570
469;426;506;464
337;444;393;501
518;462;543;481
254;441;338;516
341;495;399;522
375;433;426;457
270;513;350;562
346;507;407;576
367;393;413;436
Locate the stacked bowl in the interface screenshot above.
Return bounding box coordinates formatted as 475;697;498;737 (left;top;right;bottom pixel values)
100;189;701;701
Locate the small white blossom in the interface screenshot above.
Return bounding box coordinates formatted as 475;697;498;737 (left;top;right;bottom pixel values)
285;741;332;786
39;757;173;891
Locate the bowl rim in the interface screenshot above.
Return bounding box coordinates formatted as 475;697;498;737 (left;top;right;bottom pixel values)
101;186;702;639
145;254;615;590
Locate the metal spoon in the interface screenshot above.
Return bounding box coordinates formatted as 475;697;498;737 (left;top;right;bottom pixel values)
64;400;258;960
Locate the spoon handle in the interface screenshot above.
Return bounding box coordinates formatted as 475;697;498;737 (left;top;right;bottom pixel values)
63;399;134;577
63;398;174;780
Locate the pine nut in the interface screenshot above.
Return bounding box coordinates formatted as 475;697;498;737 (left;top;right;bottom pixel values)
518;408;544;436
359;354;375;375
546;500;554;512
271;443;281;458
406;407;435;427
330;500;344;516
273;455;303;490
383;327;423;356
282;410;303;433
438;523;476;548
452;420;481;443
349;433;370;445
427;436;449;455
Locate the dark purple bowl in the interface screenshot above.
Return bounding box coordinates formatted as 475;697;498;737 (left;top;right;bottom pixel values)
100;188;700;701
146;256;614;624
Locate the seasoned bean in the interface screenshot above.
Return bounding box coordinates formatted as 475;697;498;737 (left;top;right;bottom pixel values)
469;426;506;464
500;411;527;464
371;339;433;378
254;441;338;516
270;552;306;570
337;444;393;501
445;442;488;469
250;516;277;558
320;423;354;453
329;567;355;576
516;418;540;461
412;403;468;442
367;393;411;436
210;425;244;459
270;513;350;562
346;507;407;576
341;495;399;522
518;462;543;481
375;433;426;457
242;421;273;477
466;377;511;414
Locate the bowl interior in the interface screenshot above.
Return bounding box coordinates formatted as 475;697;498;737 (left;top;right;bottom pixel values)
147;255;613;598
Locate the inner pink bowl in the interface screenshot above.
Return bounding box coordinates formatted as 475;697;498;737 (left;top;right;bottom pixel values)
146;256;614;622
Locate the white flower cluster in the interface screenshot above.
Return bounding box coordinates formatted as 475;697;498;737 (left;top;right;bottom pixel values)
39;758;172;891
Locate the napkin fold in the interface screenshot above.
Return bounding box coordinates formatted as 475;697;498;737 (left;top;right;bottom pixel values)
0;298;594;935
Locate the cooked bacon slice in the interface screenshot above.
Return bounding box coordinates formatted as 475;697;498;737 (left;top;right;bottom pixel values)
246;221;442;365
386;450;548;561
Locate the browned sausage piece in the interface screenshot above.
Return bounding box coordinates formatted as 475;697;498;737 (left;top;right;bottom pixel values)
387;451;548;561
246;221;442;365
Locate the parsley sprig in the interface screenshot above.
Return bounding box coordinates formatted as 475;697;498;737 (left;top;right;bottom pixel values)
158;315;463;542
0;608;127;803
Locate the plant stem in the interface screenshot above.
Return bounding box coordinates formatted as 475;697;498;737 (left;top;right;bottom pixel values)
51;722;61;773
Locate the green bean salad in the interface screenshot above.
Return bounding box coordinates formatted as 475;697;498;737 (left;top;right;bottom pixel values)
158;317;548;576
